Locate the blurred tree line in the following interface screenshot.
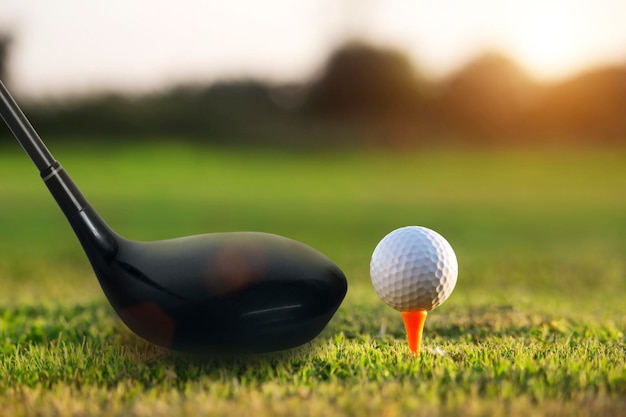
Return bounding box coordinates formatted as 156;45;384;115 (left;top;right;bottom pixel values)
1;35;625;147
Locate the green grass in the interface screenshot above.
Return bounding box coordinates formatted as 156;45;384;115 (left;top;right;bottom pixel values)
0;144;624;416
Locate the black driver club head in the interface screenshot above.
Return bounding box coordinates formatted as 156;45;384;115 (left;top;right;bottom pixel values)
0;81;348;354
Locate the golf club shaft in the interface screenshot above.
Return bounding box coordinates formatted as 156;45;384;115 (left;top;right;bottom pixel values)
0;80;92;217
0;80;117;259
0;80;57;172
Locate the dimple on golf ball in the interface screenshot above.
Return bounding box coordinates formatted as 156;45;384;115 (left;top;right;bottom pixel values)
370;226;458;312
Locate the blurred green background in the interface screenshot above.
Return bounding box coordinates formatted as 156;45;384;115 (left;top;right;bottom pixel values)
1;145;624;312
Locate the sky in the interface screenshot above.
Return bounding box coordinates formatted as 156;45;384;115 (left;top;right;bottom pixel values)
2;0;626;97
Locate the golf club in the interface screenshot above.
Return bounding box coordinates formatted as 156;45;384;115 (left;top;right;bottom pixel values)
0;80;347;353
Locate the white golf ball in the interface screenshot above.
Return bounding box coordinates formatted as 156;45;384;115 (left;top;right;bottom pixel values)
370;226;458;312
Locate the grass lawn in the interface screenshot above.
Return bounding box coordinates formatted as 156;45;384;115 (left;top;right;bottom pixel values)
0;143;624;416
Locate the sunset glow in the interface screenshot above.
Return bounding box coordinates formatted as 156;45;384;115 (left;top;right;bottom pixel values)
502;2;606;80
1;0;626;95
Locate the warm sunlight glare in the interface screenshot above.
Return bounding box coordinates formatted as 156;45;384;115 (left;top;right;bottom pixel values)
505;2;595;80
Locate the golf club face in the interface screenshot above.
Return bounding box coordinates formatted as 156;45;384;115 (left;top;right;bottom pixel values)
0;81;348;354
71;206;347;353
